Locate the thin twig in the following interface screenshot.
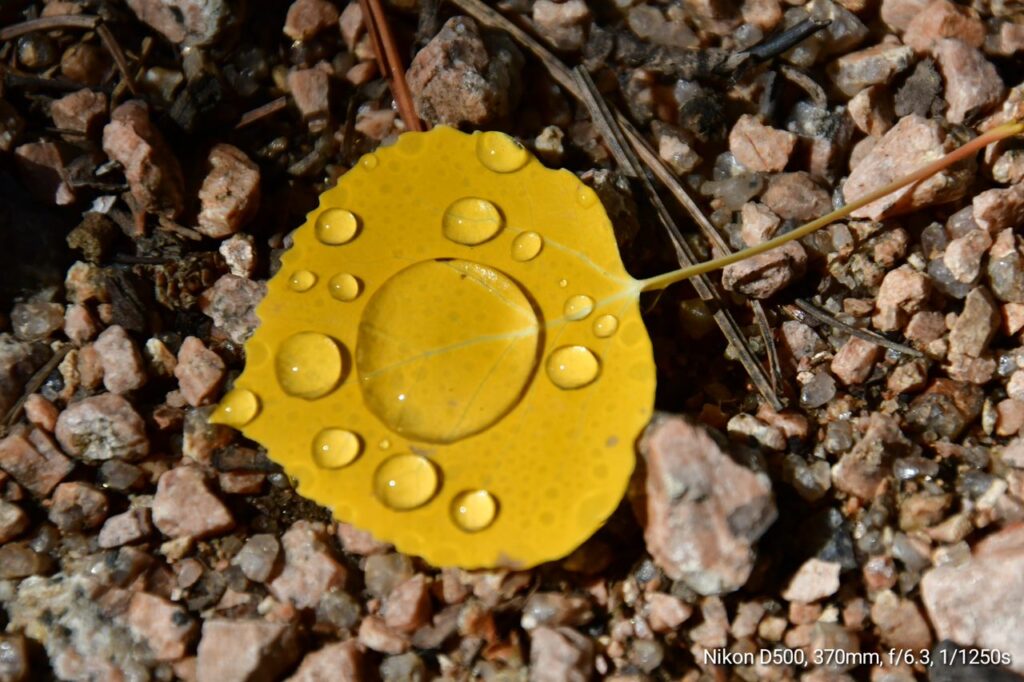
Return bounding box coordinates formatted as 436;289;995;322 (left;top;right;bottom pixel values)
790;299;923;358
2;345;71;431
236;96;288;129
358;0;424;132
0;14;100;42
752;303;782;394
96;23;140;97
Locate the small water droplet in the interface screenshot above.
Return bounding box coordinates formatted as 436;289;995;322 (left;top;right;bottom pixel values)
328;273;361;302
275;332;344;399
289;270;317;292
558;278;568;289
577;186;597;207
546;345;600;390
379;439;391;450
373;454;439;510
511;231;543;261
451;490;498;532
211;388;260;427
315;208;359;245
593;314;619;338
442;197;503;245
476;131;529;173
564;294;594;321
361;153;379;169
312;428;362;468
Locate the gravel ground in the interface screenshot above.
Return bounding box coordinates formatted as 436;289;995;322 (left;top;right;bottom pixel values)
2;0;1024;680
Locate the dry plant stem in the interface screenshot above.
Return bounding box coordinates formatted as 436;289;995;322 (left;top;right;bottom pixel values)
641;120;1024;292
96;23;140;97
0;14;99;41
358;0;424;132
1;345;70;434
236;96;288;129
790;299;923;357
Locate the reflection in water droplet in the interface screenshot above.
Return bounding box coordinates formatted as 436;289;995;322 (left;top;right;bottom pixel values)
211;388;260;427
275;332;344;399
361;153;379;169
289;270;317;292
546;345;600;389
328;273;361;302
558;279;568;288
593;314;619;338
374;454;438;510
577;186;597;207
451;490;498;532
312;428;362;468
564;295;594;321
511;231;543;261
315;208;359;245
476;131;529;173
442;197;503;245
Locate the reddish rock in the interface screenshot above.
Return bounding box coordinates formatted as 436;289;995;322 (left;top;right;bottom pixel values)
50;89;107;136
902;0;985;52
996;399;1024;437
873;265;932;332
880;0;928;31
94;325;147;394
98;508;153;548
288;67;331;125
48;481;108;531
339;2;363;50
152;466;234;539
645;593;693;633
269;521;347;609
833;414;911;498
60;43;109;86
533;0;590;52
932;39;1004;125
174;337;225;407
354;109;396;141
286;640;362;682
219;234;258;279
383;574;433;633
949;288;999;358
728;114;797;173
14;142;74;205
944;229;992;283
283;0;339;41
640;415;776;595
921;524;1024;674
197;144;261;238
128;592;196;661
739;202;780;247
828;43;914;98
762;172;832;221
905;310;945;345
200;275;266;345
870;590;932;651
830;336;881;385
124;0;227;45
55;393;149;461
64;304;98;345
358;615;410;654
973;182;1024;234
102;100;185;218
0;430;73;497
844;115;974;221
196;619;300;682
23;394;58;433
233;534;281;583
529;626;594;682
336;522;389;556
722;242;807;299
0;634;30;681
0;500;29;543
782;559;841;603
848;86;894;137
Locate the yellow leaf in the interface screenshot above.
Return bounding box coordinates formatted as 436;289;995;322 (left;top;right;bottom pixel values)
212;126;656;569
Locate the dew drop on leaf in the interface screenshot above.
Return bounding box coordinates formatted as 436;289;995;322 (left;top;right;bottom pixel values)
275;331;345;399
511;231;543;261
374;453;439;510
442;197;504;245
361;153;379;170
546;345;601;389
313;428;362;468
210;388;260;427
288;270;317;292
476;131;529;173
451;490;498;532
564;294;595;321
328;273;361;302
315;208;359;245
593;314;619;338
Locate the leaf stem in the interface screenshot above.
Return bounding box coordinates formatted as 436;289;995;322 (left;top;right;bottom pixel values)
640;120;1024;292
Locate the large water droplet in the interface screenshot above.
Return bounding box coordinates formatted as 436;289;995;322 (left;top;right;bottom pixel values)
211;388;260;427
361;153;379;170
564;294;594;321
593;314;619;338
546;345;600;390
315;208;359;245
374;454;438;510
289;270;317;292
357;259;540;444
312;428;362;468
511;231;543;262
328;273;361;302
442;197;503;245
451;490;498;532
476;131;529;173
276;332;345;399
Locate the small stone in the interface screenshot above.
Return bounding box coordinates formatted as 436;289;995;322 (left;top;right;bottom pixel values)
988;229;1024;303
905;310;946;346
739;202;781;247
0;99;24;152
23;394;58;433
848;86;894;137
879;0;928;31
831;336;881;385
801;371;837;408
974;182;1024;234
906;378;984;439
532;0;590;52
219;234;257;279
641;415;776;595
870;591;932;651
0;430;73;497
741;0;782;30
9;302;59;343
383;574;433;633
55;393;149;461
873;265;932;332
344;61;376;86
827;43;914;98
336;522;389;556
997;399;1024;436
50;89;107;136
364;553;415;599
49;481;108;531
128;592;196;661
98;508;153;547
14;142;74;205
94;325;147;394
358;615;410;655
103;100;185;218
902;0;985;52
521;593;593;630
152;466;234;539
932;39;1004;125
722;242;807;299
339;2;363;50
287;640;362;682
645;593;693;633
782;559;842;603
288;66;331;125
59;43;108;85
0;500;29;543
949;288;1000;358
844;115;974;221
728;115;797;173
626;5;698;48
269;521;347;609
407;17;523;127
354;108;396;141
197;144;261;238
233;534;281;583
528;626;595;682
727;413;785;451
0;634;30;682
196;619;300;682
0;542;52;578
173;337;225;407
944;229;992;284
887;359;929;394
283;0;339;41
762;172;831;221
124;0;227;45
200;275;266;345
833;413;910;498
